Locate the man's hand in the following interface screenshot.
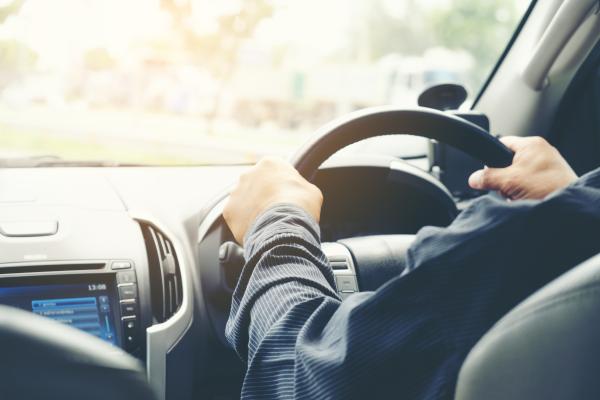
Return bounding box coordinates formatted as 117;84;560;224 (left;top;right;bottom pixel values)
469;136;577;200
223;157;323;245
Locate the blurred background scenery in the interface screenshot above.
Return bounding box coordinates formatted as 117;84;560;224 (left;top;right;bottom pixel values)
0;0;528;165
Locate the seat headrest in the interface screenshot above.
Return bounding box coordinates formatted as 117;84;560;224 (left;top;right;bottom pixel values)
455;253;600;400
0;305;156;400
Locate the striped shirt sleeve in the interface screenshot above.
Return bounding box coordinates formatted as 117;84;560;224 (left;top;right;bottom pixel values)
224;204;347;398
223;167;600;400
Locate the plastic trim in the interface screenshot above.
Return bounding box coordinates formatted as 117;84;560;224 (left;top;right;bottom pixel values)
129;213;194;400
521;0;598;90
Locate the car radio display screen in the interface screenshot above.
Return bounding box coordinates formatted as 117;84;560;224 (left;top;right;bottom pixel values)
0;275;120;346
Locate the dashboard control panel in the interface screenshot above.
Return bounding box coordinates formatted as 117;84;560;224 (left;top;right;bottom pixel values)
321;242;360;299
113;261;141;352
0;260;145;358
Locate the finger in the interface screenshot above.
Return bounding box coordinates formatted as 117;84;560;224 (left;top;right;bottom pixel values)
468;167;507;191
499;136;528;152
258;155;289;168
468;169;485;190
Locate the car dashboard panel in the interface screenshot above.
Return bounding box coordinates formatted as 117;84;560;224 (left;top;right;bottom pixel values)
0;167;241;399
0;210;151;359
0;161;454;400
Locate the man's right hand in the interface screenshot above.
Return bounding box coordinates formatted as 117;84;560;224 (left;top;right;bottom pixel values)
468;136;577;200
223;157;323;245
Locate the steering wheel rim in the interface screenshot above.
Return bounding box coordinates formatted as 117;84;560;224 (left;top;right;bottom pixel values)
290;105;514;180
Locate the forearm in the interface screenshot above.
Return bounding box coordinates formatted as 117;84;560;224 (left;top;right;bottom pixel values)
221;167;600;399
225;204;340;363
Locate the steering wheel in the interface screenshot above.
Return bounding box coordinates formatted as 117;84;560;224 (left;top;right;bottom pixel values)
197;105;514;342
291;105;513;178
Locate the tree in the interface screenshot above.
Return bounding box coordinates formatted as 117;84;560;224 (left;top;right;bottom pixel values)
351;0;523;94
360;0;435;61
84;48;116;71
0;0;36;76
0;0;23;24
428;0;522;87
161;0;273;132
0;1;36;89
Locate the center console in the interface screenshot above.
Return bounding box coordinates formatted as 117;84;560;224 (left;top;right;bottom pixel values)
0;170;200;400
0;260;146;358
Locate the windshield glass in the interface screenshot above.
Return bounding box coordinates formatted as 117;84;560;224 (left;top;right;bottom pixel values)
0;0;529;166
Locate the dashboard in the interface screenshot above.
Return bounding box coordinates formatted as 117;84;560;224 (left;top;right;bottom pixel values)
0;156;459;400
0;166;241;399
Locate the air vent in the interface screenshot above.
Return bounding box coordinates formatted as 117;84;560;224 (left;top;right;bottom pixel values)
139;222;183;323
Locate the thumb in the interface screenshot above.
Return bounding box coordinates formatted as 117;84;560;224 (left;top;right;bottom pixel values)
468;169;486;190
499;136;528;152
468;167;507;191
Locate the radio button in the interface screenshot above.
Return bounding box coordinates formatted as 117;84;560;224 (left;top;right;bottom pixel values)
118;283;137;300
120;300;137;316
111;261;132;270
335;275;358;292
117;271;136;284
122;317;138;351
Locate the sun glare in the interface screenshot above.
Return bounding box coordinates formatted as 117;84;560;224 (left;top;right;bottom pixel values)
0;0;528;164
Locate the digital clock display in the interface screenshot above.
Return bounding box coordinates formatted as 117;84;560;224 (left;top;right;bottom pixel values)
88;283;107;291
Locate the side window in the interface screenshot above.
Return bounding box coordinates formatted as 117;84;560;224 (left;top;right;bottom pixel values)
549;43;600;176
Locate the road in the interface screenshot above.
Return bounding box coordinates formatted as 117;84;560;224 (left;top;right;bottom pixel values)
0;105;306;165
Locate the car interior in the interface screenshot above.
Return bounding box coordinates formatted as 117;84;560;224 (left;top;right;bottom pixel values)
2;0;600;399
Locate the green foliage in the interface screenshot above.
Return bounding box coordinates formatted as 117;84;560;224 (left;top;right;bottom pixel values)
363;0;435;60
83;48;116;71
364;0;520;61
161;0;273;127
429;0;521;83
358;0;523;90
0;0;34;74
0;39;37;72
162;0;273;75
0;0;23;24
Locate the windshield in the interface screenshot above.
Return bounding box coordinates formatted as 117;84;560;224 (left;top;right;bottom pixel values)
0;0;530;166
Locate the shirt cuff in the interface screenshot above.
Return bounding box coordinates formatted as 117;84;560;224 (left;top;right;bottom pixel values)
243;203;321;261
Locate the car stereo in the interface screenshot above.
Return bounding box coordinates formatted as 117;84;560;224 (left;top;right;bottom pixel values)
0;262;141;356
